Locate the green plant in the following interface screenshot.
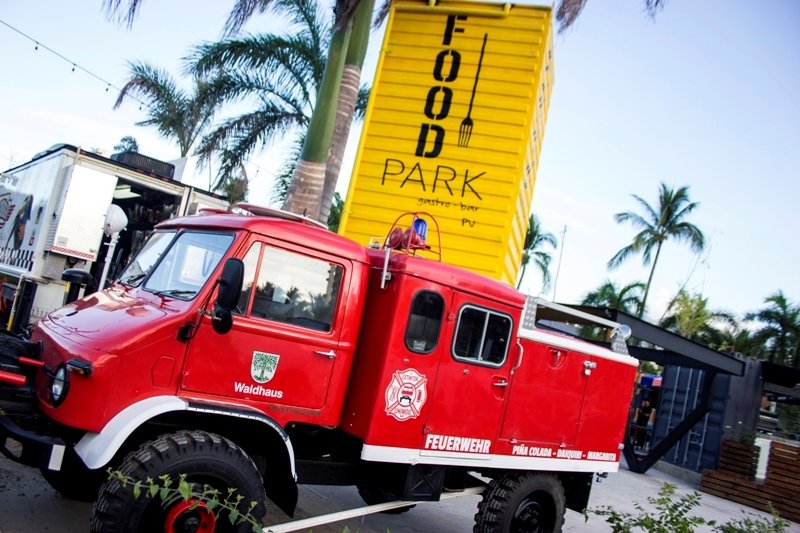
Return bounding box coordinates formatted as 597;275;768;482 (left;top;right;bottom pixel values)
590;482;713;532
716;506;789;533
107;470;262;532
737;432;758;446
589;482;789;533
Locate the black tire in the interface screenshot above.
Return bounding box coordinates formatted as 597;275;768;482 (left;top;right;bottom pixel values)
356;482;416;514
90;430;267;533
40;450;107;502
474;473;566;533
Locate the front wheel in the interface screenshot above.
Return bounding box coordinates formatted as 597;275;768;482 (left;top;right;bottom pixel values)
90;430;267;533
474;473;565;533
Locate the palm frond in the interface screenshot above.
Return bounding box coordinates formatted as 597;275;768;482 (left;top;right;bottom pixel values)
102;0;144;29
608;243;637;269
355;85;370;120
223;0;274;37
555;0;588;32
272;134;305;204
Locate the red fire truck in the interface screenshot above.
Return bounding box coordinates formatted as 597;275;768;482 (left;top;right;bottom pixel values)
0;208;637;532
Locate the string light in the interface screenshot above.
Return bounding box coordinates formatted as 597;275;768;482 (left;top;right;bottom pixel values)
0;17;150;110
2;16;278;185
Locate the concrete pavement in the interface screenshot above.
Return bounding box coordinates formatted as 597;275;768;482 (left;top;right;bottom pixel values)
1;455;798;532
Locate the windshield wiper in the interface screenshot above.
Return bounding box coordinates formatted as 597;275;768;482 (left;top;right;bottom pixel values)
120;273;147;286
153;289;197;299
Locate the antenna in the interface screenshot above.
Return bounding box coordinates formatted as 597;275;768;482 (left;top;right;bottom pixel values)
551;225;567;302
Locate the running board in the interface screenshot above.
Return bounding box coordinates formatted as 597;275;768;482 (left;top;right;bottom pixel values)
263;486;485;532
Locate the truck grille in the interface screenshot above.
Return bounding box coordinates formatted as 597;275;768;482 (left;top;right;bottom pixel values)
31;330;65;369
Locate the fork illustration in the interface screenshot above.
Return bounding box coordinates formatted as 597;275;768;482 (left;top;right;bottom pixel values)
458;33;488;148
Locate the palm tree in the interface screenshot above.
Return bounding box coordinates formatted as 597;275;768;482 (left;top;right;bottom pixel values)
186;0;330;188
113;61;218;158
553;0;667;32
517;214;557;291
319;0;374;224
581;280;645;316
218;154;249;207
746;291;800;366
579;280;644;343
608;183;705;318
113;135;140;153
327;192;344;232
705;324;765;359
659;290;735;345
103;0;671;219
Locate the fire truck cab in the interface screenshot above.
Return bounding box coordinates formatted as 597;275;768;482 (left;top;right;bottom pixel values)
0;208;637;532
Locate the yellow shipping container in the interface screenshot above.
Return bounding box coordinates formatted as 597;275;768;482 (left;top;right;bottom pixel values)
340;0;553;285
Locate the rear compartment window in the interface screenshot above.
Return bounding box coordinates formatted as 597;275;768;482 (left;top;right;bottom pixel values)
453;305;512;366
247;245;343;332
405;291;445;354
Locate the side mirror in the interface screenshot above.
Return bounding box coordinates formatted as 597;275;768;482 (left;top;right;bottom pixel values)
211;258;244;335
212;305;234;335
216;258;244;311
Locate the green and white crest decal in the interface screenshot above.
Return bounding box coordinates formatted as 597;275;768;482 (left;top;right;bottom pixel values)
251;351;279;383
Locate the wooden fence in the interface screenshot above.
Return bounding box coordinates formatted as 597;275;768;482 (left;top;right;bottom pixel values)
700;440;800;523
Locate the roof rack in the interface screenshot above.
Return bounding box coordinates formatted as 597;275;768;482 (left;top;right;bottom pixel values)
236;203;328;229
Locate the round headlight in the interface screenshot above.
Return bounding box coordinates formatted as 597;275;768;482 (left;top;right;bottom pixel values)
51;366;68;405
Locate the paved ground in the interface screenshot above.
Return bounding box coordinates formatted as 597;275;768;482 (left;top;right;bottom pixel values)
0;455;797;532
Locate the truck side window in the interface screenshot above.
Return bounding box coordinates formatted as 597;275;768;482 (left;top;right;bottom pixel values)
405;291;444;354
453;305;512;366
250;245;343;332
234;243;262;315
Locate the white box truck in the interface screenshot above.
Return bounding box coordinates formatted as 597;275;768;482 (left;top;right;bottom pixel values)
0;144;228;332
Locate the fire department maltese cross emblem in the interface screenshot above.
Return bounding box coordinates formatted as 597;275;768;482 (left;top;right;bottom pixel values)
251;351;279;383
385;368;427;421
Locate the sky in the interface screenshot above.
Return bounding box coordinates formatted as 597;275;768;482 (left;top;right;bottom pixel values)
1;1;798;323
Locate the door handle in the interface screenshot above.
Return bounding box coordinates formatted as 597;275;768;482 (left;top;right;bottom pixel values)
492;378;508;388
314;349;336;359
583;360;596;376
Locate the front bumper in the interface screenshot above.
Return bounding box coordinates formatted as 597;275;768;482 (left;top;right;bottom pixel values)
0;414;66;471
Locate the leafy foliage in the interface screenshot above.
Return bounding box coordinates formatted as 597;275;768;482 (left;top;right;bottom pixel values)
107;470;262;532
186;0;329;190
590;482;788;533
517;214;557;291
609;182;705;317
114;62;219;158
660;290;736;344
327;192;344;232
113;135;140;153
746;291;800;366
581;280;645;316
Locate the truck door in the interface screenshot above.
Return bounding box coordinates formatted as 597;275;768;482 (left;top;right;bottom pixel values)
181;237;350;410
421;295;514;458
499;334;589;446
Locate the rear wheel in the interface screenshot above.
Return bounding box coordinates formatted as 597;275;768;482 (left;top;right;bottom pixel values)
90;430;266;533
474;473;565;533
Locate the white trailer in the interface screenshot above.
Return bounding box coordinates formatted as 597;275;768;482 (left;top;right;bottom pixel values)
0;144;228;332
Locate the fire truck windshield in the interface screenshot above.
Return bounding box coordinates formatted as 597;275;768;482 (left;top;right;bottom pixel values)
118;231;176;287
118;230;234;300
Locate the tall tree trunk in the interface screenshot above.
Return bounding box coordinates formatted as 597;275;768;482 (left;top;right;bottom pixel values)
283;21;352;220
319;0;375;225
639;242;663;318
516;262;528;290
